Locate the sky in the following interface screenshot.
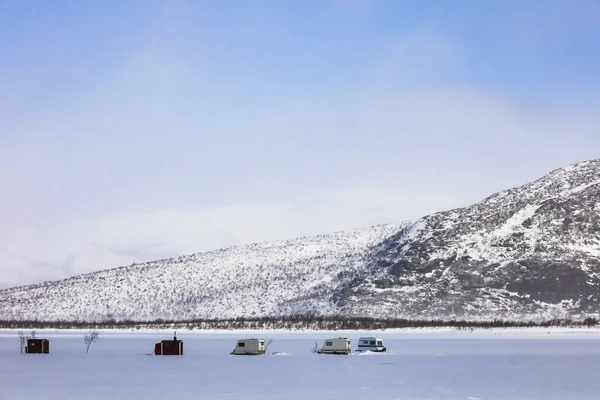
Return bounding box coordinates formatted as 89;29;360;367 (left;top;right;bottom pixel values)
1;0;599;288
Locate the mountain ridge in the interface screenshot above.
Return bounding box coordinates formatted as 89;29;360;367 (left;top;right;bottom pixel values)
5;223;407;292
1;158;599;322
335;158;600;320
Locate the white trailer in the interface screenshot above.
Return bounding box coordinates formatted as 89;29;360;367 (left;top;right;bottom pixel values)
230;338;266;355
356;337;386;352
317;337;351;355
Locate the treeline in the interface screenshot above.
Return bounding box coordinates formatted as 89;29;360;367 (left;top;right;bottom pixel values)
0;315;598;330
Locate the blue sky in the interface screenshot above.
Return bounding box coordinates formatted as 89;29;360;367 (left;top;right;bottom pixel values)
1;0;599;287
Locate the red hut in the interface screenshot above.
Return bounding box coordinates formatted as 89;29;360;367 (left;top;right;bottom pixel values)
25;339;49;354
154;332;183;355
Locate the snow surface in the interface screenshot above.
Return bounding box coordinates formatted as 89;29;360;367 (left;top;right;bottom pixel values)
2;328;600;399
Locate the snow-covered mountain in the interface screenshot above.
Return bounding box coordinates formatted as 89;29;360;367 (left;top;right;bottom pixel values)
340;159;600;320
1;159;599;322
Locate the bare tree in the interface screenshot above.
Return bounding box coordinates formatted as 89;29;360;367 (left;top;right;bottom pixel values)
264;339;273;352
84;329;100;354
18;331;26;353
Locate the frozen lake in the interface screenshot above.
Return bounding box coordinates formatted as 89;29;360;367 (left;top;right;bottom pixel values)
1;328;600;399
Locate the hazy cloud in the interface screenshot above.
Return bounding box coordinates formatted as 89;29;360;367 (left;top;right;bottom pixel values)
0;0;598;288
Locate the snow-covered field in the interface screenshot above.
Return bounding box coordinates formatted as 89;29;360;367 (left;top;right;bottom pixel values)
2;328;600;399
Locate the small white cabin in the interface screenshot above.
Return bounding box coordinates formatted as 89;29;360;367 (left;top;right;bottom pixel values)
317;337;351;355
356;337;386;352
230;338;266;355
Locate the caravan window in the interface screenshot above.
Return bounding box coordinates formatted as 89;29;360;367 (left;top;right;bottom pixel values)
325;341;333;346
238;342;245;347
377;341;383;346
363;340;369;344
370;341;376;345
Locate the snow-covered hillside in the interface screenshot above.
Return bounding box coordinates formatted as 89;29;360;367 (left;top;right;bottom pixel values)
0;224;406;321
341;159;600;320
1;159;599;322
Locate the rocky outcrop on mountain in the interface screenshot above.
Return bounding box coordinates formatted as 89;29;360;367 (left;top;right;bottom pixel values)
334;159;600;320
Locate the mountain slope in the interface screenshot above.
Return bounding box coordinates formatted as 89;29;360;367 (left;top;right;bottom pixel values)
0;224;406;321
1;159;599;322
337;159;600;320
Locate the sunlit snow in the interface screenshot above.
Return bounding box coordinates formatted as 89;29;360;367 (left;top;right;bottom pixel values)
2;328;600;399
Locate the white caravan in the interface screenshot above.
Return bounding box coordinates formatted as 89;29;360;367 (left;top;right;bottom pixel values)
356;337;386;352
230;338;266;355
317;337;351;355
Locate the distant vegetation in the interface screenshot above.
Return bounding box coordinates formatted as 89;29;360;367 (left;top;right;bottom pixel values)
0;314;598;330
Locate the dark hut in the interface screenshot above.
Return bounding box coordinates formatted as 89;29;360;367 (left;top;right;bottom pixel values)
26;339;49;354
154;332;183;355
